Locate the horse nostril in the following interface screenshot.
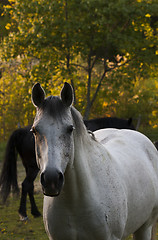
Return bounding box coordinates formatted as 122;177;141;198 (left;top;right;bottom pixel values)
58;172;64;185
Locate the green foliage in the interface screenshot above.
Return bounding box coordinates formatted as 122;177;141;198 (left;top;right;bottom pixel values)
0;0;158;138
2;0;157;59
0;1;11;40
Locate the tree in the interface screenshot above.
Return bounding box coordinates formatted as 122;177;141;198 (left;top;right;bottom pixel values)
1;0;158;119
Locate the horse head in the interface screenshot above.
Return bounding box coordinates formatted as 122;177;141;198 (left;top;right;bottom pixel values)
31;82;75;197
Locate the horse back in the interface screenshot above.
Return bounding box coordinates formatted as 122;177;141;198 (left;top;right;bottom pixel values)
13;126;36;168
95;129;158;175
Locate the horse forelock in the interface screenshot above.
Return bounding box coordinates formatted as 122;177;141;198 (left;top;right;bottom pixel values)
39;96;67;119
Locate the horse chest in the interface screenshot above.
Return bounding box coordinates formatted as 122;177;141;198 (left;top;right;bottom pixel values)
44;203;111;240
43;192;126;240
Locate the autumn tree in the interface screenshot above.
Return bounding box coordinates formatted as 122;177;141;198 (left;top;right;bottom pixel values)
1;0;158;119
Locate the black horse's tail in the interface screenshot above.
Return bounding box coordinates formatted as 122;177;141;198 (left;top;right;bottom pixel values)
0;130;19;203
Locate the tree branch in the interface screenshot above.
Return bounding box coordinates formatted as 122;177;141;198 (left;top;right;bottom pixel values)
70;62;88;71
90;57;133;109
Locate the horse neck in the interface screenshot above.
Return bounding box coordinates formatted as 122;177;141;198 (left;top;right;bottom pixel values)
62;107;101;204
64;131;98;204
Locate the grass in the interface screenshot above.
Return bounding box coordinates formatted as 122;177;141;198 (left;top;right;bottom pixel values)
0;194;47;240
1;127;158;240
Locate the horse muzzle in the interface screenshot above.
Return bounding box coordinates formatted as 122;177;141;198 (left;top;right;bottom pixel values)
40;168;64;197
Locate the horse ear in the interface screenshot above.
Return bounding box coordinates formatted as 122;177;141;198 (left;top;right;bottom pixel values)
32;83;45;107
61;82;73;107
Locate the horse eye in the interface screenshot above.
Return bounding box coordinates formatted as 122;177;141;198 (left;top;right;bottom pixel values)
67;125;75;134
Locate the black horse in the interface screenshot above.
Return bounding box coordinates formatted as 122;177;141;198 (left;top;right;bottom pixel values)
0;126;40;221
0;117;135;220
84;117;135;132
154;141;158;150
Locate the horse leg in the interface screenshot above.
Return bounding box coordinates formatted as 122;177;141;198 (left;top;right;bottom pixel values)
28;183;41;217
27;168;41;217
18;177;28;221
133;225;153;240
28;187;41;217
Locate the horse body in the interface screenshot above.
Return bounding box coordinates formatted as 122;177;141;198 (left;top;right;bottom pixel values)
31;82;158;240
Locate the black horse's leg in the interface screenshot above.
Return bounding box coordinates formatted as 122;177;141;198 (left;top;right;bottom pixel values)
18;177;28;221
27;168;41;217
18;168;41;220
28;184;41;217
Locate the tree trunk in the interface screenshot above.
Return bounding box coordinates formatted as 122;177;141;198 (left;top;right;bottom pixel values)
83;61;109;120
83;52;92;120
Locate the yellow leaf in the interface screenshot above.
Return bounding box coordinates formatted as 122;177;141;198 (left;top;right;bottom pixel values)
5;23;11;30
133;95;139;99
145;14;151;18
152;110;157;117
103;102;108;107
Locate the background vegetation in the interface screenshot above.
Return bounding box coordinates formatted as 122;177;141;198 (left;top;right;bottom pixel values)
0;0;158;141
